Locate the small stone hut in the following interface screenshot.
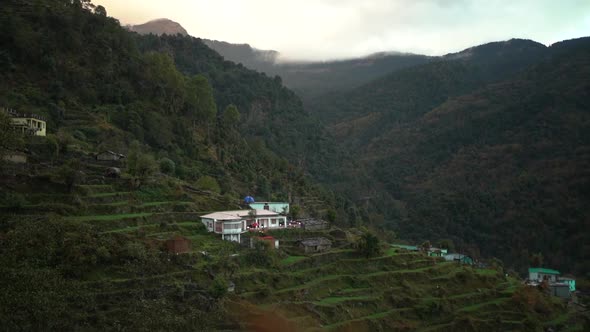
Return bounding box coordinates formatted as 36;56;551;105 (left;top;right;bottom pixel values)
299;237;332;253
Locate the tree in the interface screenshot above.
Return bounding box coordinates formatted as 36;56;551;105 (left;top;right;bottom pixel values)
142;52;186;114
126;141;157;184
185;74;217;129
358;232;381;258
135;153;157;179
289;205;301;220
209;275;227;299
52;159;84;192
530;252;543;267
159;158;175;175
94;5;106;16
421;241;432;252
325;209;337;223
126;141;140;174
438;239;455;252
222;104;240;128
0;111;23;161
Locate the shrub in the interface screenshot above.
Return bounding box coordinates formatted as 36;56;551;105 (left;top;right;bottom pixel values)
159;157;175;174
1;192;27;209
195;176;220;193
210;275;227;299
72;130;87;141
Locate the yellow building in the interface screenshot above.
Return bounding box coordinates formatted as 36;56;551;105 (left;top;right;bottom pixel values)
3;108;47;136
11;117;46;136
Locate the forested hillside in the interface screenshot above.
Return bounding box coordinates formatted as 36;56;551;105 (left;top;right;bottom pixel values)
0;0;354;210
311;38;590;276
0;0;360;328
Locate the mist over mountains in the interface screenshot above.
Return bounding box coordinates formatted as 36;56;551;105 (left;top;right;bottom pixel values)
128;18;431;99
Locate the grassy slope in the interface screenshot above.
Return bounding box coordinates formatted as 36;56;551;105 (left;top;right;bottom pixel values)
0;167;583;331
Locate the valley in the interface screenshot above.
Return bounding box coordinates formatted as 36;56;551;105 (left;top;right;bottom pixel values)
1;0;589;331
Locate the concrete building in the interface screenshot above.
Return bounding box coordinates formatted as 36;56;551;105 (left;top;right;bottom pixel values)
528;268;560;283
549;283;572;299
5;108;47;136
249;202;289;214
200;209;287;242
444;253;474;265
427;247;449;257
560;277;576;292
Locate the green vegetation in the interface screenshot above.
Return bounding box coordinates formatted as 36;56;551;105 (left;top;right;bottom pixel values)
66;212;153;222
0;0;588;330
280;255;308;266
0;110;23;159
308;38;590;277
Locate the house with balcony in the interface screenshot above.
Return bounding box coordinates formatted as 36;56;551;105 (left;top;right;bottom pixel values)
200;209;288;242
4;108;47;136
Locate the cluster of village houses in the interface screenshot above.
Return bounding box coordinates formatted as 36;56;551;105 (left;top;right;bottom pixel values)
390;244;577;300
391;244;473;264
197;202;577;300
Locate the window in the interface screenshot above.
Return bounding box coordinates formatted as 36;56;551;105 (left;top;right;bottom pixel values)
224;223;243;230
271;219;277;225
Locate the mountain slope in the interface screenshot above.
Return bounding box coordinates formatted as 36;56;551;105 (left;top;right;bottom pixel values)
316;38;590;275
0;0;353;215
313;39;548;127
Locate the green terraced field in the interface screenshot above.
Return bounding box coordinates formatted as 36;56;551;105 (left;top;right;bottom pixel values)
2;176;579;332
280;256;308;266
66;212;153;222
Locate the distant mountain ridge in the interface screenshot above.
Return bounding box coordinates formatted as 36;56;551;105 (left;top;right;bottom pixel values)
127;18;188;36
127;18;432;100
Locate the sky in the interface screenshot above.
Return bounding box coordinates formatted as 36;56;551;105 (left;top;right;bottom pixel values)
95;0;590;61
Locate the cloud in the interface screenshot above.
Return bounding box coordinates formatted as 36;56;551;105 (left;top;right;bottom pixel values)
96;0;590;60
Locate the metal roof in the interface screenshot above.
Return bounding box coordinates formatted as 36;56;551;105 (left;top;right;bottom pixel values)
528;267;560;275
443;253;471;261
300;237;331;246
391;244;418;251
200;209;279;220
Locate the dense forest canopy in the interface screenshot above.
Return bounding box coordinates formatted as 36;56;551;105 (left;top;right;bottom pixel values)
308;37;590;276
0;0;357;213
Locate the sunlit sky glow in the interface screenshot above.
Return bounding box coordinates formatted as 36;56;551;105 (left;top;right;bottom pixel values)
96;0;590;61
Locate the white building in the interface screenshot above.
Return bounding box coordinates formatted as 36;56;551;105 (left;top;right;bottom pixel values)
200;209;288;242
